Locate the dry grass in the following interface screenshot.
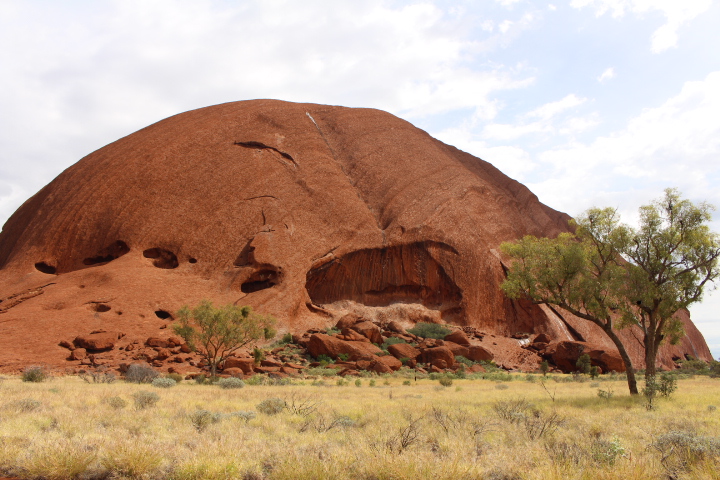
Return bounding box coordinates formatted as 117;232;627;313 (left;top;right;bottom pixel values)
0;374;719;479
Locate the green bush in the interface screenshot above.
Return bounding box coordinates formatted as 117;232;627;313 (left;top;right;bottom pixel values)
316;354;333;364
217;377;245;389
658;372;678;398
189;409;222;432
403;380;412;386
132;390;160;409
256;397;286;415
165;373;183;383
455;355;474;367
407;322;451;339
576;354;591;374
125;364;159;383
438;376;453;387
355;379;362;387
151;377;176;388
22;366;48;383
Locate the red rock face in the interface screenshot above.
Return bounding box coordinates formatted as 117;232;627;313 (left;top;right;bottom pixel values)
0;100;711;372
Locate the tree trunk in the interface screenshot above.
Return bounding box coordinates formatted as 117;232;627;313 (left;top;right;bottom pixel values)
644;339;658;379
605;327;639;395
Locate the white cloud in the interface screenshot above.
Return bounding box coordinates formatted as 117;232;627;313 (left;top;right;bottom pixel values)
526;94;586;120
480;94;592;140
597;67;615;83
529;71;720;223
570;0;712;52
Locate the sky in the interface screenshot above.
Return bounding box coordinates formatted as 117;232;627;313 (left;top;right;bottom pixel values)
1;0;719;357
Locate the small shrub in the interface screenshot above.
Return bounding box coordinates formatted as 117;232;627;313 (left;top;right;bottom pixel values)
195;374;207;384
125;364;159;383
256;397;286;415
244;374;265;385
651;431;720;474
252;347;266;364
495;383;509;390
455;355;474;367
407;322;451;339
336;378;347;386
231;410;256;423
369;379;376;387
151;377;176;388
189;409;222;432
355;379;362;387
337;353;350;362
540;360;550;376
166;373;183;383
316;354;333;364
493;398;532;423
591;436;626;465
658;372;678;398
217;377;245;389
576;354;591;374
597;386;614;400
403;380;411;386
22;366;48;383
132;390;160;409
438;376;453;387
106;396;127;409
79;369;116;384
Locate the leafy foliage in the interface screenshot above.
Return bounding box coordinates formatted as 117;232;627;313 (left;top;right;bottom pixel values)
174;300;276;377
501;189;720;392
407;322;451;339
22;366;48;383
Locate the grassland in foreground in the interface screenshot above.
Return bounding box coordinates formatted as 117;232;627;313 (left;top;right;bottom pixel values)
1;372;720;480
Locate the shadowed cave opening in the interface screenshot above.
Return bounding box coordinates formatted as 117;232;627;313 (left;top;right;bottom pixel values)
305;242;462;317
143;248;179;269
35;262;57;274
89;303;112;313
83;241;130;266
241;268;282;294
155;310;173;320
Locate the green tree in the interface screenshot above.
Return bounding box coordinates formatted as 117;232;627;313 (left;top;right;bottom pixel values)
174;300;276;377
501;189;719;394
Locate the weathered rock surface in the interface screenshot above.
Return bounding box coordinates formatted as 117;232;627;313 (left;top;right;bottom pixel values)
0;99;711;372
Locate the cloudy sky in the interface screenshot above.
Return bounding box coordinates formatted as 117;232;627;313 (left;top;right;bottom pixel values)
2;0;719;357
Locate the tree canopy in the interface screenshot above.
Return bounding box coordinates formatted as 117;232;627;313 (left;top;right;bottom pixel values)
174;300;276;377
501;189;720;394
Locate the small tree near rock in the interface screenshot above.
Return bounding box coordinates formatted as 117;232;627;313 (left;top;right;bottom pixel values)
173;300;276;377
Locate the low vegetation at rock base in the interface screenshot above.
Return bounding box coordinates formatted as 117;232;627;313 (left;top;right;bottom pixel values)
1;373;720;479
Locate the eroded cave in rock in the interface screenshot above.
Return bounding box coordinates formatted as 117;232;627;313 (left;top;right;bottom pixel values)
305;242;462;317
83;240;130;266
34;262;57;274
154;310;173;320
143;248;179;269
241;267;282;293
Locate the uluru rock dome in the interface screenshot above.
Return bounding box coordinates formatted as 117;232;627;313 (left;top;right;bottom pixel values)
0;100;711;372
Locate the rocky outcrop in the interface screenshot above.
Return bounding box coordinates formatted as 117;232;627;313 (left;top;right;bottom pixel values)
0;99;711;371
